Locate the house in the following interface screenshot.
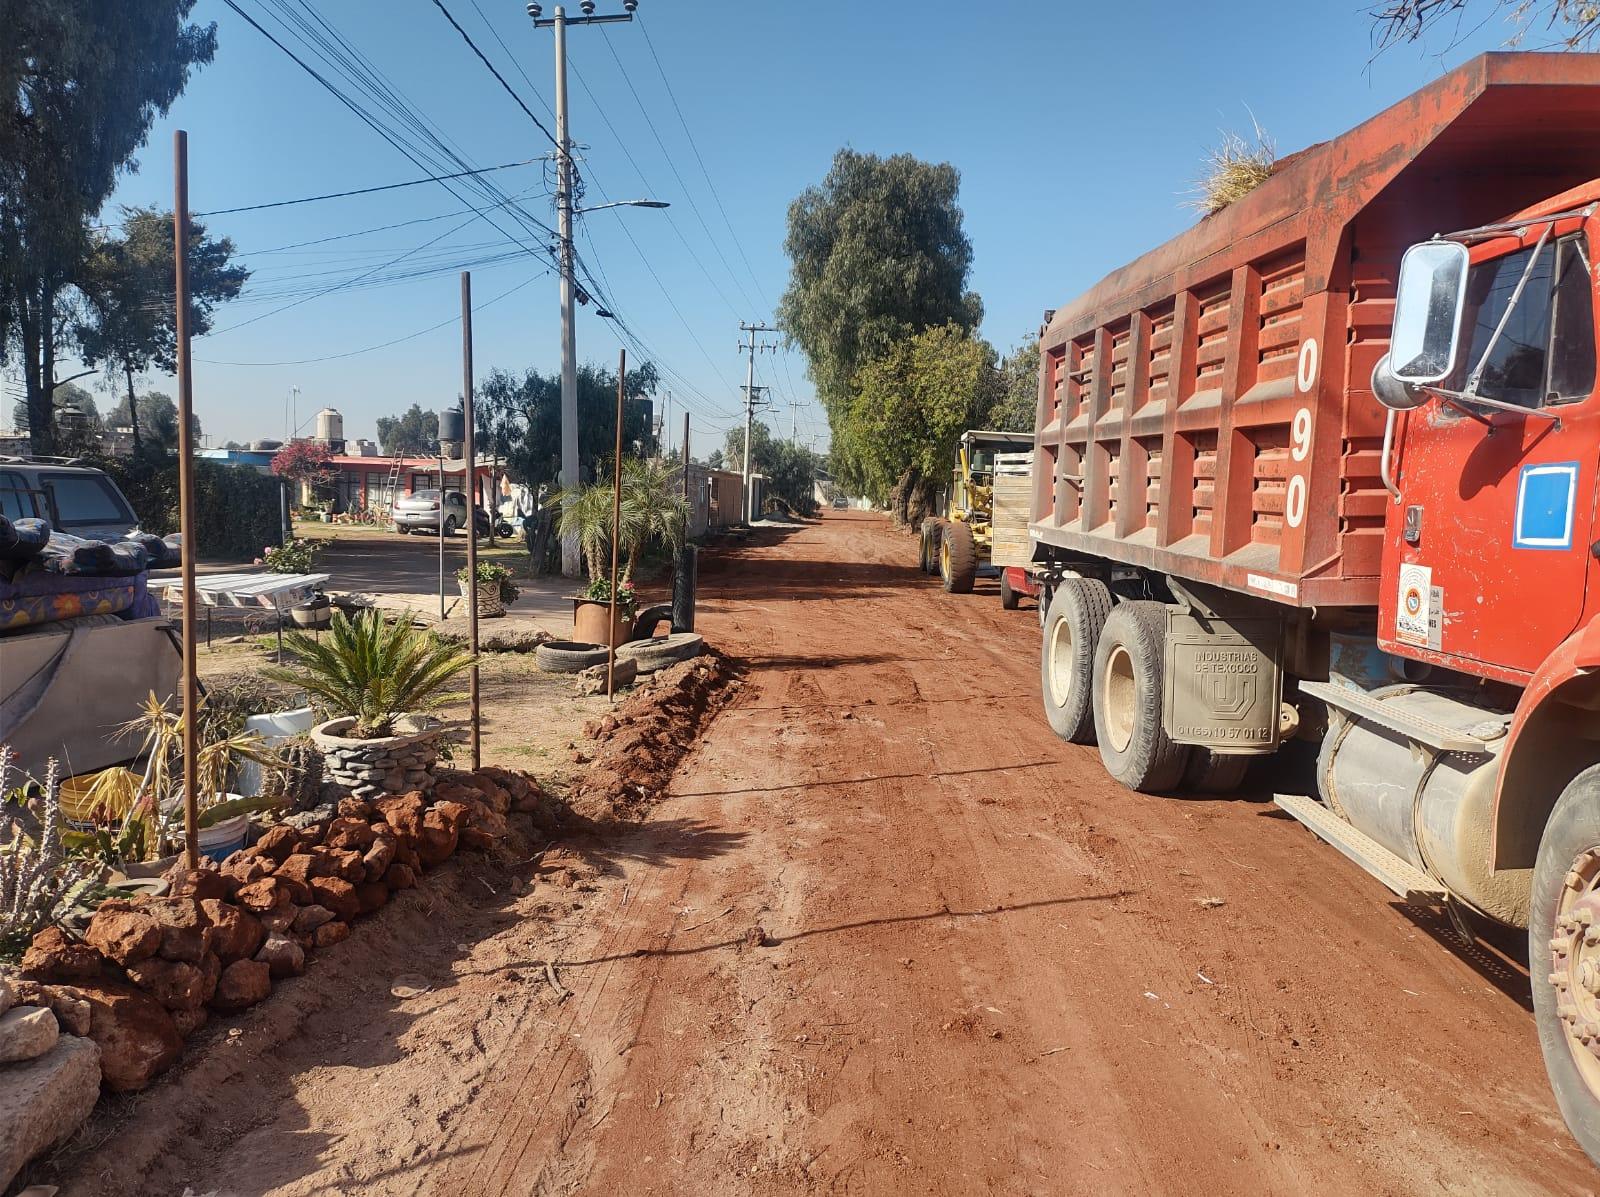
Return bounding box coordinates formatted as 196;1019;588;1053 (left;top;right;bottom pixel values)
324;454;497;515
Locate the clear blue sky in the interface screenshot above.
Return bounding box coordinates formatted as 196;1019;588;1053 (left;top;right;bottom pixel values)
46;0;1526;452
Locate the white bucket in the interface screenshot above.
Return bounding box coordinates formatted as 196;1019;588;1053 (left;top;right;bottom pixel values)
237;706;316;797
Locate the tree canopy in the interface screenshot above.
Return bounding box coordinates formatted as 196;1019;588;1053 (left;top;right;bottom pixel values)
779;149;982;415
1369;0;1597;51
104;390;197;453
981;341;1041;434
1;0;218;455
722;420;826;516
474;359;659;490
375;404;440;456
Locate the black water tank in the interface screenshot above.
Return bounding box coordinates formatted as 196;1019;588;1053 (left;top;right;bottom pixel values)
437;407;465;444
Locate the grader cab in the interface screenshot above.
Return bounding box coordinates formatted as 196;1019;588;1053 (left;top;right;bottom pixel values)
918;430;1032;593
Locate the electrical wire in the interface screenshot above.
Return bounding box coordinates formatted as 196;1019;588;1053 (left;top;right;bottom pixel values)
195;159;538;216
427;0;560;150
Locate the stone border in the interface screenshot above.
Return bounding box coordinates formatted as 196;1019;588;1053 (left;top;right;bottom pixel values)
311;716;451;799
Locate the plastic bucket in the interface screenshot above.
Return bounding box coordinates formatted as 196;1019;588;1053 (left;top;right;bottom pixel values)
198;813;250;862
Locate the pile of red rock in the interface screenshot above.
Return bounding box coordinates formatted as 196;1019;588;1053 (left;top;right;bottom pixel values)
11;767;550;1102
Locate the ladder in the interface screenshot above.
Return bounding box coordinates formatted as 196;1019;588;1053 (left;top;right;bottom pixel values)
378;451;406;516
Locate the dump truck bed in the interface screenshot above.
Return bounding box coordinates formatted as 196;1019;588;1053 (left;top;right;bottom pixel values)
1030;52;1600;609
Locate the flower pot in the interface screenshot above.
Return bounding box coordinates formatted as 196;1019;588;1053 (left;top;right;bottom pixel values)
199;813;251;862
310;715;447;797
572;597;631;647
290;593;333;629
458;579;506;618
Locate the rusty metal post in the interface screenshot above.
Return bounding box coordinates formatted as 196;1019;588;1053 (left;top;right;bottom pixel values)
172;130;200;870
461;271;480;770
607;348;626;700
681;412;690;498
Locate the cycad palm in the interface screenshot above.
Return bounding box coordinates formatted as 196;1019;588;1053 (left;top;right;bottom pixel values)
262;610;475;737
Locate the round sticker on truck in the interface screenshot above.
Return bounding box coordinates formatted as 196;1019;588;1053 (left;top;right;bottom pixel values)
1395;563;1432;647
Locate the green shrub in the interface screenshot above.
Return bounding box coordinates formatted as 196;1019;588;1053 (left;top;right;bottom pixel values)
93;451;284;560
456;560;519;602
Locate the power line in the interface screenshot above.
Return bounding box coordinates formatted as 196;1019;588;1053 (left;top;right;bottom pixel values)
427;0;560;149
635;14;771;309
195;159;537;216
196;270;546;366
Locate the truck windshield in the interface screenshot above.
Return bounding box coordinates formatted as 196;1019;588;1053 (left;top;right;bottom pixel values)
1445;234;1595;408
41;473;135;528
968;449;994;476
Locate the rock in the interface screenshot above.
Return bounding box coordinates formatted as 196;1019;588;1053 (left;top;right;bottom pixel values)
323;817;377;852
313;921;350;949
8;982;92;1037
141;897;214;963
382;769;407;792
199;952;222;1005
253;824;302;862
172;1006;208;1038
20;928;104;983
200;899;265;964
291;904;336;934
0;977;13;1017
71;980;182;1092
384;863;417;890
210;960;272;1013
234;876;293;914
355;882;389;914
83;904;162;967
374;793;426;844
308;876;360;922
361;832;396;881
221;854;275;888
255;933;305;979
283;803;335;831
0;1035;101;1191
123;957;206;1012
418;801;469;866
337;796;374;820
327;848;367;884
393;843;422;873
259;903;300;933
0;1005;59;1063
275;852;317;887
162;860;230;901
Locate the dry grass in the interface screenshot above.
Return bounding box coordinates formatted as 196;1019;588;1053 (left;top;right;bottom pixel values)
1186;122;1277;217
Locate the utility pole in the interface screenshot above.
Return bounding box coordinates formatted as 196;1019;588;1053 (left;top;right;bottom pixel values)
738;321;778;523
461;271;480;770
662;390;671;456
530;1;641;578
172;130;200;870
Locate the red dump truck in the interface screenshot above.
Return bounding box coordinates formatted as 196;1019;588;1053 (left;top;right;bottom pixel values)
1024;52;1600;1159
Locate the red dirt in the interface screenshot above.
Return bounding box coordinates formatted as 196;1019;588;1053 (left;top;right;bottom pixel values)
41;513;1594;1195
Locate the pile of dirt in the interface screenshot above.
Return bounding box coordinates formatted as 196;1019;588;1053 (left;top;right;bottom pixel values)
567;653;737;824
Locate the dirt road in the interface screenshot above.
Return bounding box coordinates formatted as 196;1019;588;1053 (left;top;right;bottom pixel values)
52;512;1594;1195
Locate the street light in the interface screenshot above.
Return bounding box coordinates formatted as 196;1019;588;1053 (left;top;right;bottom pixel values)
575;199;669;214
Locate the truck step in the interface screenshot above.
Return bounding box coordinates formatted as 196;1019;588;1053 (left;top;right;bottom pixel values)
1297;680;1496;755
1274;793;1448;902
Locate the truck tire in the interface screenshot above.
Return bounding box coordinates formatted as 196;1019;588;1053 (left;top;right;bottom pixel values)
1182;749;1252;795
939;521;977;593
616;631;703;673
1000;570;1020;610
1091;601;1191;792
1530;764;1600;1167
1040;578;1112;745
534;640;610;673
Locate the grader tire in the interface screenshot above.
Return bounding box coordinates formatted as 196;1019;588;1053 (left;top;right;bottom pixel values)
919;519;943;574
939;521;977;593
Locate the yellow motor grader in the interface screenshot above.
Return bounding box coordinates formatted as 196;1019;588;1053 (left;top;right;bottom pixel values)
918;430;1032;593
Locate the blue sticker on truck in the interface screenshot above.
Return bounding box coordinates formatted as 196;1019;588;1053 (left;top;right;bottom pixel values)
1513;461;1580;551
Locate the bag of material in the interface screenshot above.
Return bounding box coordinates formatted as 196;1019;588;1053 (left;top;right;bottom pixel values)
0;514;52;561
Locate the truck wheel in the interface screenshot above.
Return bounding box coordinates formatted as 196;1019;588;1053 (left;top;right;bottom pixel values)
1182;749;1252;794
1092;601;1191;793
1000;571;1021;610
939;521;977;593
1531;764;1600;1167
1040;578;1111;744
921;519;945;574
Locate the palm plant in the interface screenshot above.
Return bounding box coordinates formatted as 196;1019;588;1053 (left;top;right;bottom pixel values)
262;609;475;738
620;456;689;582
552;480;615;581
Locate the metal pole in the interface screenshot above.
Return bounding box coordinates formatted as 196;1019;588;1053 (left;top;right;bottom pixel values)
172;130;200;870
742;326;755;523
438;447;446;621
606;348;625;700
554;5;580;579
682;411;690;498
461;271;480;770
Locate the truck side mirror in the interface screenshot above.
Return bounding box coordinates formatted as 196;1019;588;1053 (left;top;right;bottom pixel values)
1389;239;1469;384
1371;353;1427;412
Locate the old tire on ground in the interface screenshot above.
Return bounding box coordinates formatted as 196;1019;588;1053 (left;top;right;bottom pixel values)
999;571;1021;610
1039;577;1112;745
1531;764;1600;1167
534;640;610;673
1091;600;1191;792
1181;749;1253;794
939;521;977;593
632;603;675;640
616;631;704;673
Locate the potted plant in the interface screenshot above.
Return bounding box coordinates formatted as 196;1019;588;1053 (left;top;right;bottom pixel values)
258;537;332;627
80;693;288;866
556;458;688;647
455;560;519;619
263;610;475;796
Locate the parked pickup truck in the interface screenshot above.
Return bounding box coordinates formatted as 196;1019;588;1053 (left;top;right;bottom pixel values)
1018;53;1600;1161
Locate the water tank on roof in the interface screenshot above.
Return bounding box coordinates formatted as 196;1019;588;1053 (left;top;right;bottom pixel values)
437;407;465;445
315;407;344;444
